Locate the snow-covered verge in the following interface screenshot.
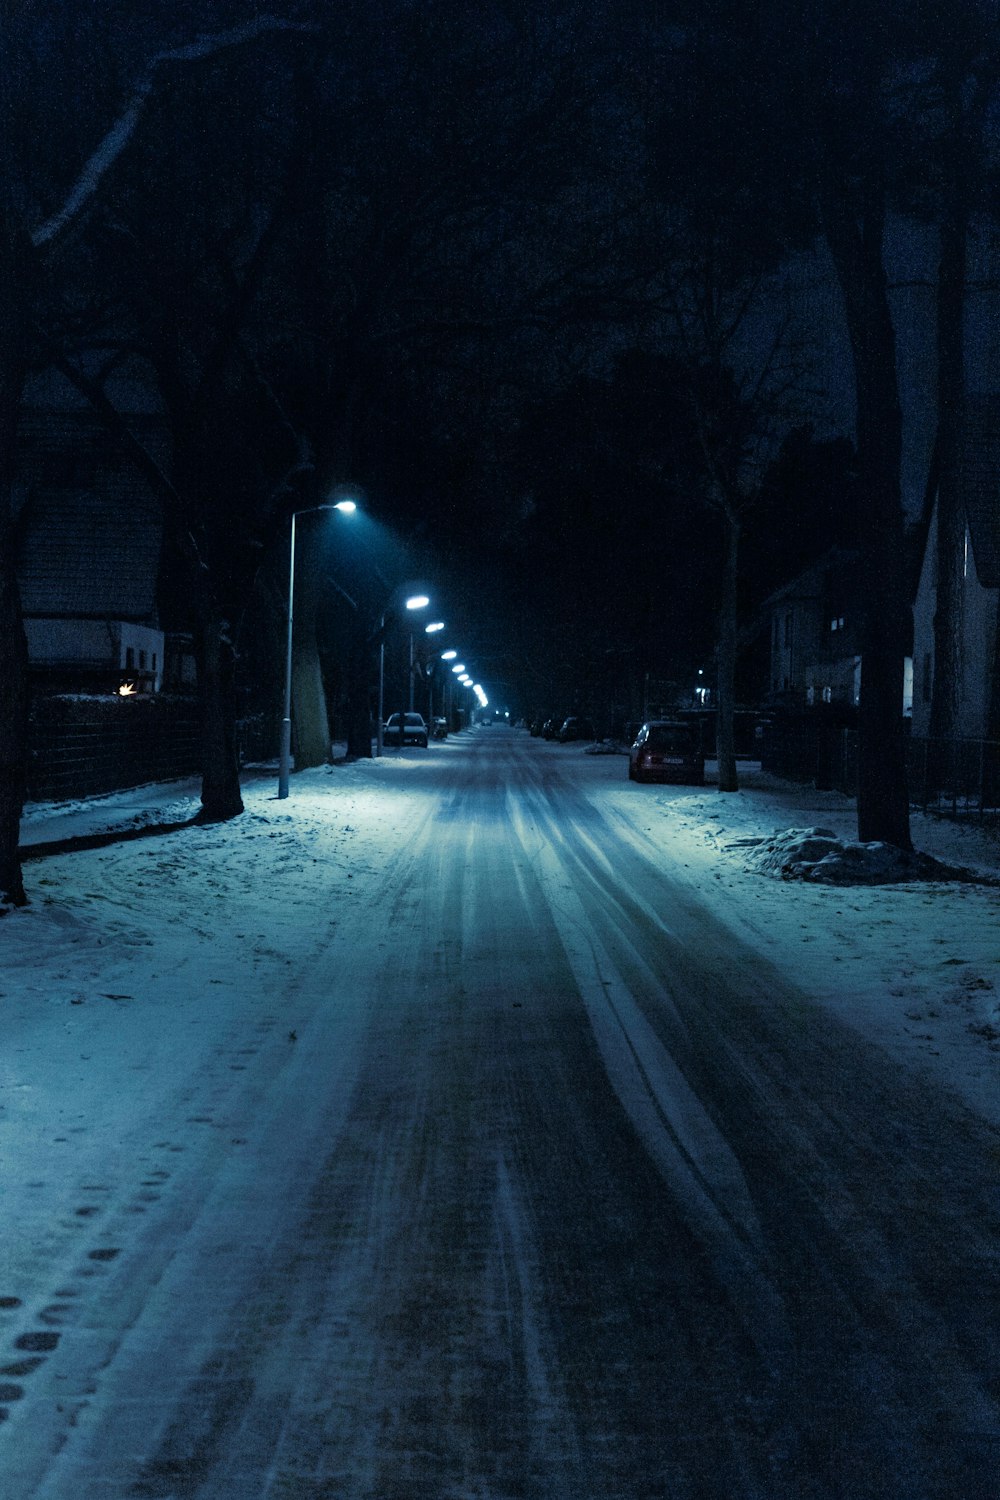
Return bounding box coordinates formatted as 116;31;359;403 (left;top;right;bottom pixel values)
6;741;1000;1157
583;754;1000;1127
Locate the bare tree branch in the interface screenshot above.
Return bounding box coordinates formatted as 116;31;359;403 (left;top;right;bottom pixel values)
31;18;316;250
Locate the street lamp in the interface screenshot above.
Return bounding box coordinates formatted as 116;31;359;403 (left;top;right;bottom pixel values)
376;592;430;754
406;597;430;712
422;623;447;721
278;500;357;799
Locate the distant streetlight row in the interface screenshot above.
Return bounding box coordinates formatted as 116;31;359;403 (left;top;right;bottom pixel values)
278;497;486;796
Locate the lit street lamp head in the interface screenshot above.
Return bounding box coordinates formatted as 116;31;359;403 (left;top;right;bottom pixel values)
406;595;430;610
278;496;359;799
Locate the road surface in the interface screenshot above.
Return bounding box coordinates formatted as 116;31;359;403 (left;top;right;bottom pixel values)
5;728;1000;1498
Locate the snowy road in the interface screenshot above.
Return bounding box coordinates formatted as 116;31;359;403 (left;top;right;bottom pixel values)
4;728;1000;1498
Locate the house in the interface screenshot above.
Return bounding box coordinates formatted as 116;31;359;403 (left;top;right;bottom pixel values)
14;404;176;695
911;395;1000;740
764;548;868;709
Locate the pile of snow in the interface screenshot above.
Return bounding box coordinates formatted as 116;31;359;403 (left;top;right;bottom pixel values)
583;738;628;755
742;825;979;885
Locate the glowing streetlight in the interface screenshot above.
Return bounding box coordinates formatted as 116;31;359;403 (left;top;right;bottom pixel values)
279;500;357;798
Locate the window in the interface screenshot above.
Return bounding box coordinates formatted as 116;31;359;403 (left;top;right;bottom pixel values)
125;646;135;669
822;686;833;704
139;650;147;670
830;616;845;632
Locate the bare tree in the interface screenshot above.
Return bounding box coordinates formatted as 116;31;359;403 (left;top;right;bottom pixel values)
0;11;312;901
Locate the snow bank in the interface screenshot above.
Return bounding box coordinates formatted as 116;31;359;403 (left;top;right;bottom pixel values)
742;825;981;885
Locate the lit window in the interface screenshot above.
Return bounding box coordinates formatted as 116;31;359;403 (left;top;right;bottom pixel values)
822;686;832;703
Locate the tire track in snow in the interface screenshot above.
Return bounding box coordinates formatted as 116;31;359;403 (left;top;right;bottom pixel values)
507;786;791;1372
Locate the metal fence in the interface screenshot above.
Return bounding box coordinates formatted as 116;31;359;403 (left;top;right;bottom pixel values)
27;694;202;801
905;735;1000;821
763;721;1000;821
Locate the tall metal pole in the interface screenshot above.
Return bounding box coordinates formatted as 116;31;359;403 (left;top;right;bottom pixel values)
278;511;296;798
376;617;385;757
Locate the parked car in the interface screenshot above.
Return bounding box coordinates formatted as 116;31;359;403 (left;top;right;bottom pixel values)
431;717;449;740
558;716;596;742
384;712;429;747
541;717;561;739
628;719;705;784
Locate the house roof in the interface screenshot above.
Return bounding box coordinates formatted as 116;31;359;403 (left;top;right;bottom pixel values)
961;395;1000;589
760;547;862;613
17;485;162;620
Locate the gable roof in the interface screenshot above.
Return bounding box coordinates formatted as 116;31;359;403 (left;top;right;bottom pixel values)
961;395;1000;589
17;484;162;620
760;547;863;613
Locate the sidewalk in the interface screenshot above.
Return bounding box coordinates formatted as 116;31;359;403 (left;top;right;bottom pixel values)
18;764;288;854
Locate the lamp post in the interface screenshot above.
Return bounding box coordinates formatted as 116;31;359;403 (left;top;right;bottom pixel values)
376;592;429;754
423;621;445;721
278;499;356;799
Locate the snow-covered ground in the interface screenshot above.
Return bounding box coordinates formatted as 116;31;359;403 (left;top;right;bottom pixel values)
3;732;1000;1495
9;740;1000;1140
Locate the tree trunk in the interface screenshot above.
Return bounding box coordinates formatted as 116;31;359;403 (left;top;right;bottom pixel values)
927;76;968;774
0;489;28;906
821;174;911;849
289;539;331;769
0;186;32;906
716;508;740;793
344;610;374;759
291;641;331;768
196;608;244;822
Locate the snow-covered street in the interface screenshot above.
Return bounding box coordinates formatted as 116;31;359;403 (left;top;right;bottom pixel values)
3;726;1000;1497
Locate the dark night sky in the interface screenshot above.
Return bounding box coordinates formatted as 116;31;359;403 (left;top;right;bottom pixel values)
13;0;1000;722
